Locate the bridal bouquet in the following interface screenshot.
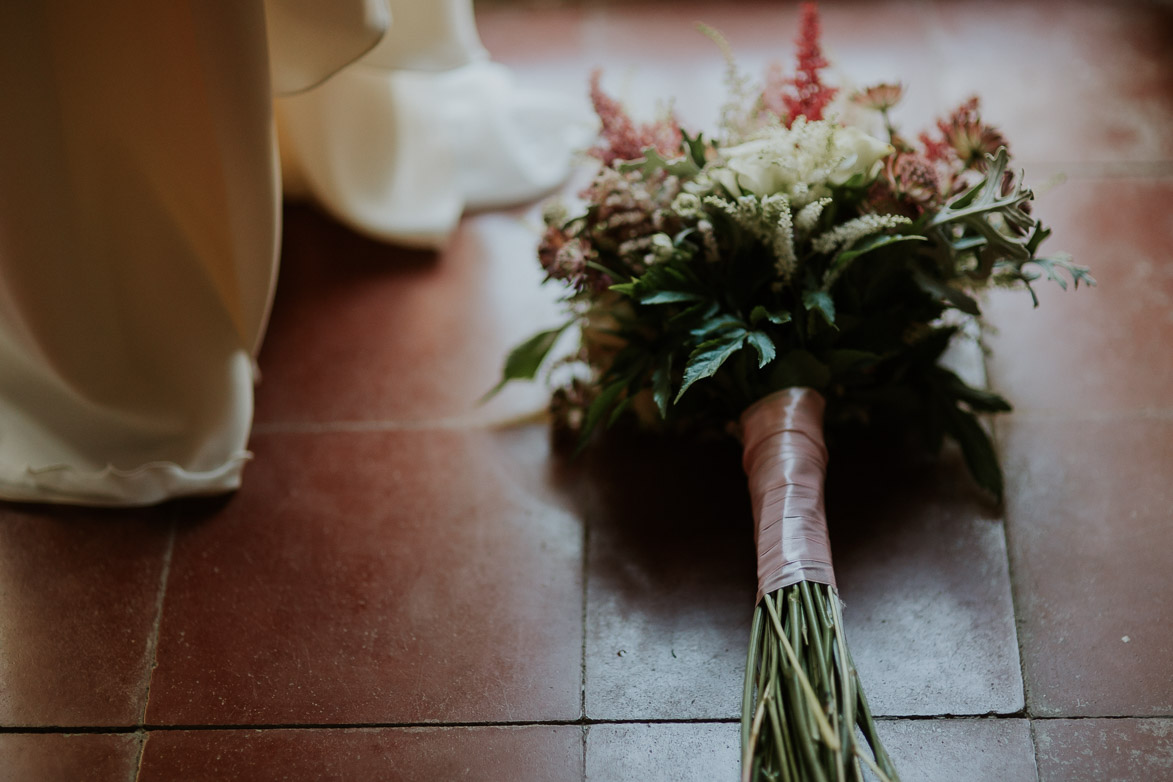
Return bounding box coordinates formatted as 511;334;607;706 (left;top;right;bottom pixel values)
493;4;1091;780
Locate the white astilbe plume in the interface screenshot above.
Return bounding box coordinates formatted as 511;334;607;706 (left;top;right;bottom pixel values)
704;194;797;278
812;213;911;256
762;195;796;277
698;24;765;144
794;197;832;238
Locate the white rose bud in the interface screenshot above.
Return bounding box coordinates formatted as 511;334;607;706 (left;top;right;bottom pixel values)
827;126;894;185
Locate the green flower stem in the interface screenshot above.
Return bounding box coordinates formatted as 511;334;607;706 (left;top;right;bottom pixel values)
742;582;900;782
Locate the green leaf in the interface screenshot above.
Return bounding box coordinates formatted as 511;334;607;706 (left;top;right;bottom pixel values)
746;331;776;368
607;396;634;427
609;282;638;297
768;350;831;391
675;332;747;402
683;130;708;169
835;234;926;266
827;349;881;375
617;146;702;179
639;290;704;305
945;406;1004;501
578;380;627;448
483;320;573;399
825;234;927;287
586;260;628;282
802;290;837;327
750;306;792;326
912;269;981;316
652;361;673;418
939;369;1012;413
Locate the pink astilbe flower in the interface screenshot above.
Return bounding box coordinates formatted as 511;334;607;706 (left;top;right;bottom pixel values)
589;70;683;167
764;3;839;126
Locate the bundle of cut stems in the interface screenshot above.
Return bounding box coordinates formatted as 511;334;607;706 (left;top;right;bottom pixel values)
742;583;898;782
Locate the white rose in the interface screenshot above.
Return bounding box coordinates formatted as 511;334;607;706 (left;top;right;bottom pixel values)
715;120;893;202
826;125;894;185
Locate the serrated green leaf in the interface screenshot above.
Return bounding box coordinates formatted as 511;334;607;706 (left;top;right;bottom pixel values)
675;332;747;402
639;290;704;305
483;320;573;399
683;130;708;169
746;331;776;368
802;290;836;326
750;306;792;326
690;315;745;338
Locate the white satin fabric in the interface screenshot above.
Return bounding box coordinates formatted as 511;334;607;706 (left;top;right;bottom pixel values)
0;0;586;505
277;0;591;248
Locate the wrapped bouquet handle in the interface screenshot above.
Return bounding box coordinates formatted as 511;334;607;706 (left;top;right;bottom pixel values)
742;387;836;601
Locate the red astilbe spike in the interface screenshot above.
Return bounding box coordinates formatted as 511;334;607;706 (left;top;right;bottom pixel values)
779;2;838;125
588;70;683;167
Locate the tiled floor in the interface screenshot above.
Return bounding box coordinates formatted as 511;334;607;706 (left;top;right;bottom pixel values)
2;1;1171;780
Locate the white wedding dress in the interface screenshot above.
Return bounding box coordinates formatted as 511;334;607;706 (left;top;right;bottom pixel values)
0;0;587;505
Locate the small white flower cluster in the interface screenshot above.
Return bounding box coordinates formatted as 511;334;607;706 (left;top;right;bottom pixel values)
811;213;912;256
703;194;797;278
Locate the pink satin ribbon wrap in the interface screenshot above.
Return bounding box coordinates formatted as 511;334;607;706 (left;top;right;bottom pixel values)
741;387;835;603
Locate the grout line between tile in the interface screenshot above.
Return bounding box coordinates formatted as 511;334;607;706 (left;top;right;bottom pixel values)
131;730;148;782
579;500;592;781
136;522;177;729
1027;718;1042;782
1004;408;1173;422
1;713;1165;736
251;410;550;436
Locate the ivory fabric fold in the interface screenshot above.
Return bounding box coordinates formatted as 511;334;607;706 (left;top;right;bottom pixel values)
0;0;586;506
276;0;593;249
740;388;836;603
0;1;284;505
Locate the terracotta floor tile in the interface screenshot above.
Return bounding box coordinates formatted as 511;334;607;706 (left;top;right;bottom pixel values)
581;431;756;720
931;0;1173;165
0;506;171;727
864;718;1037;782
984;178;1173;415
0;732;141;782
255;206;565;425
1001;417;1173;717
585;722;740;782
1034;718;1173;782
145;426;583;725
138;726;582;782
825;442;1024;717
